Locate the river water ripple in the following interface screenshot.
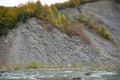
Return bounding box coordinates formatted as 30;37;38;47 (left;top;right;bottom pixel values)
0;70;120;80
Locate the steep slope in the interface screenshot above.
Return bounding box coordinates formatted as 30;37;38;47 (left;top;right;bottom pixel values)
0;18;101;66
61;0;120;65
81;0;120;64
0;0;120;66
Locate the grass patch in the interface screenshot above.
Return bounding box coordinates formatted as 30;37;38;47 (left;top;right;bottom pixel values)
97;25;115;43
0;64;120;71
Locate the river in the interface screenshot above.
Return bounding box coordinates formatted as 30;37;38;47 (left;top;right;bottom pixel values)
0;69;120;80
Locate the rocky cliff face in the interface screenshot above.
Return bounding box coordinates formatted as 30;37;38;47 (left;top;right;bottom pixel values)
0;0;120;66
0;18;101;66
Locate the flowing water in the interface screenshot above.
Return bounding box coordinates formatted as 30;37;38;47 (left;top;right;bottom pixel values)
0;70;119;80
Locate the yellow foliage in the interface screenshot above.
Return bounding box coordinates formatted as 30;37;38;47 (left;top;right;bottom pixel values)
25;1;37;17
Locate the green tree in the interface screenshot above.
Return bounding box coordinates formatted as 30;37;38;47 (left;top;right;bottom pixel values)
18;7;27;22
35;0;42;18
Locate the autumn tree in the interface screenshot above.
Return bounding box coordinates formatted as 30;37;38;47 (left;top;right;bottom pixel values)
26;1;37;17
39;4;55;22
5;9;18;28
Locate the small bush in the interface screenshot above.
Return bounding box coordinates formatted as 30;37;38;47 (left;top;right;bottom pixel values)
89;21;96;29
79;14;87;22
14;65;22;70
104;31;111;39
26;62;40;69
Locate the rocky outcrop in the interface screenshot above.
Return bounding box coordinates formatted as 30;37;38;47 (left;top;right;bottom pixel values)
0;0;120;66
